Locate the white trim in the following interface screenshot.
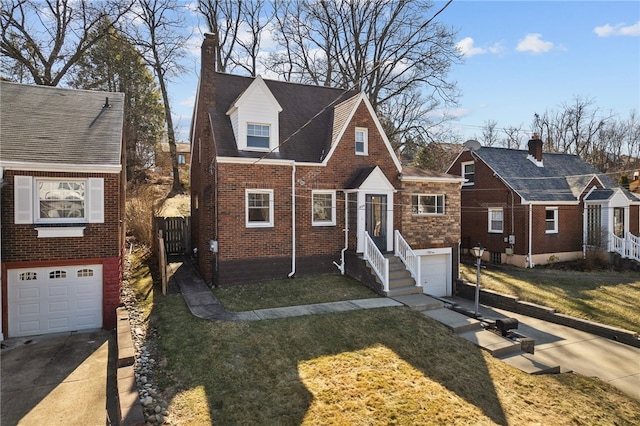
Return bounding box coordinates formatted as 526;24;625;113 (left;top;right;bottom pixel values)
461;161;475;186
411;194;445;215
545;207;559;234
217;156;295;166
355;127;368;156
312;190;337;226
1;161;121;173
245;189;274;228
35;227;86;238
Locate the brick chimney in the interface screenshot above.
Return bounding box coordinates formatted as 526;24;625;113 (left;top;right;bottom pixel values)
527;133;544;167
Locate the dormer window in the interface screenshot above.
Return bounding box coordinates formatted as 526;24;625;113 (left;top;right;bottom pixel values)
247;123;270;149
355;127;368;155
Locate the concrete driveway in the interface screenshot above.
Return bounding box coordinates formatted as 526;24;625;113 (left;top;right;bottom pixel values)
1;330;115;425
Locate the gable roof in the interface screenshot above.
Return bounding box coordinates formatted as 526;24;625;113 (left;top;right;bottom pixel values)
0;81;124;171
470;146;618;203
208;73;359;163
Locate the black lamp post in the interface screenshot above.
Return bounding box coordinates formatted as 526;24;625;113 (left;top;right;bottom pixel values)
471;244;485;317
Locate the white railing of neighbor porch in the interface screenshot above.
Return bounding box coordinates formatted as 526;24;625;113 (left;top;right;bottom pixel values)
363;231;389;292
611;232;640;263
394;230;421;286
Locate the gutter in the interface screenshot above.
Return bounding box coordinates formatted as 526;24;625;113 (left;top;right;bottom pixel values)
288;163;296;278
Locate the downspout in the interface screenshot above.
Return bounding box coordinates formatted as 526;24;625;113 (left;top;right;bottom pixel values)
288;162;296;278
528;202;533;268
333;191;348;274
582;202;587;259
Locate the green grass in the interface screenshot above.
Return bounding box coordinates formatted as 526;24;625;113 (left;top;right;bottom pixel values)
460;262;640;334
211;274;379;311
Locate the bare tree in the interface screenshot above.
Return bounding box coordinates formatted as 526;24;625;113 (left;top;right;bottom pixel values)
196;0;241;73
128;0;188;194
502;125;525;149
480;120;499;147
0;0;132;85
266;0;461;153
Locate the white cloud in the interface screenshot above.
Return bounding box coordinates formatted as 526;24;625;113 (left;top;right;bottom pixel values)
516;33;554;54
594;21;640;37
456;37;486;57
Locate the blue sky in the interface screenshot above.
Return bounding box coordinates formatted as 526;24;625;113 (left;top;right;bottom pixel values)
170;1;640;143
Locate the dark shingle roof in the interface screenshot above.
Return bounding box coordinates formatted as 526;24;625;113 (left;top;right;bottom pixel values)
474;147;617;202
208;73;359;163
0;81;124;167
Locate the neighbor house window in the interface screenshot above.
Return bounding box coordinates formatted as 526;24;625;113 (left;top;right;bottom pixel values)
545;207;558;234
246;189;274;227
247;123;270;149
462;161;474;185
355;127;368;155
411;194;445;215
312;191;336;226
14;176;104;224
177;154;186;164
488;208;503;233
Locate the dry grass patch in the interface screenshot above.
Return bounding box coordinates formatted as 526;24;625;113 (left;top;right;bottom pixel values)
460;263;640;334
153;295;640;425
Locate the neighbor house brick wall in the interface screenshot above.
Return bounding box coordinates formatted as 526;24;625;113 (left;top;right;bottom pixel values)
1;170;122;262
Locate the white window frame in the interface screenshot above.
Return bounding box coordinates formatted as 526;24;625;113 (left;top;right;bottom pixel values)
177;154;186;164
545;207;558;234
488;208;503;233
411;194;445;215
312;190;336;226
15;176;104;225
247;123;271;150
462;161;475;186
245;189;274;228
355;127;368;155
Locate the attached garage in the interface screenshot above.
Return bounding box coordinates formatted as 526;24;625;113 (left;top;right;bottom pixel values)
416;248;452;297
8;265;103;337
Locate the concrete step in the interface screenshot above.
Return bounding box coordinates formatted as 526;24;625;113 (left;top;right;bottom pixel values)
458;329;523;357
388;276;415;289
497;353;561;375
392;294;443;311
385;285;422;297
422;308;482;333
389;268;412;280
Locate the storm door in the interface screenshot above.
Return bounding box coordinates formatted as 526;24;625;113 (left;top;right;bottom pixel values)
365;194;387;251
613;207;625;238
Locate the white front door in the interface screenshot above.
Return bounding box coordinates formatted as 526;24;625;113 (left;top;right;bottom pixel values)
8;265;102;337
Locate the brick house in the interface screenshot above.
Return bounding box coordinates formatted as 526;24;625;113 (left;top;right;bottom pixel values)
447;137;640;267
155;141;191;178
0;82;125;339
190;34;465;297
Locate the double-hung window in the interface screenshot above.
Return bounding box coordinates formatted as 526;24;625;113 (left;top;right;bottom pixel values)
462;161;474;185
355;127;368;155
246;189;274;227
247;124;270;149
312;191;336;226
545;207;558;234
488;208;503;233
411;194;445;215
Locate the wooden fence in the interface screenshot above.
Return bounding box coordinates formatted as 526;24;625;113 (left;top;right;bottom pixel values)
153;216;191;255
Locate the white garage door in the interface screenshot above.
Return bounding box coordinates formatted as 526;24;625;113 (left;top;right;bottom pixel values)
8;265;102;337
420;254;450;297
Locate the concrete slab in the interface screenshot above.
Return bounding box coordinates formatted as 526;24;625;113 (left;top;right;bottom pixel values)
498;353;561;375
349;298;403;309
1;331;110;426
392;294;443;311
422;308;482;333
458;329;522;357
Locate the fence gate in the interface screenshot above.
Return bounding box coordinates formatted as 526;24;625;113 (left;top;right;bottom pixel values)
154;216;191;255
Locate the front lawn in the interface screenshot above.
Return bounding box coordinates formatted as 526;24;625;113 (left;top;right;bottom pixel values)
460;262;640;334
137;275;640;424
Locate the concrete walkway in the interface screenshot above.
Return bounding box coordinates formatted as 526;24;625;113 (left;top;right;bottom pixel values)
169;259;640;400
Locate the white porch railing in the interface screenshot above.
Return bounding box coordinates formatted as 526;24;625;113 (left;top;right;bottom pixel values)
611;232;640;263
394;230;421;286
363;231;389;292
